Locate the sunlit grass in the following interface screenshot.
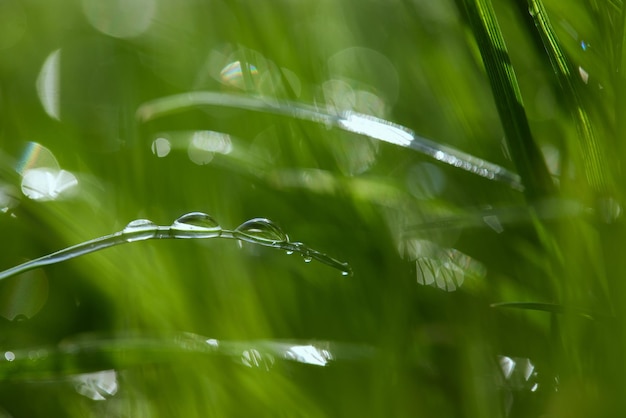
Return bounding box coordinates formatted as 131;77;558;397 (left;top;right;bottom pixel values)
0;0;624;416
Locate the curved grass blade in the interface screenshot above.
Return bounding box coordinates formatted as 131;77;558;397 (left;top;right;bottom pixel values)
457;0;555;199
490;301;613;320
137;92;523;190
0;213;352;281
0;331;376;380
404;198;586;234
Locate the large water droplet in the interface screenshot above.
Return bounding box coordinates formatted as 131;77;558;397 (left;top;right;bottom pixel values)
233;218;289;245
171;212;222;238
122;219;157;242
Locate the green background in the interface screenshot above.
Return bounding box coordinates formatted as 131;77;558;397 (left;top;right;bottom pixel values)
0;0;624;416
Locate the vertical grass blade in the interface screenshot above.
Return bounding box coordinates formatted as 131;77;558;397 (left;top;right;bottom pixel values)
524;0;610;195
458;0;555;199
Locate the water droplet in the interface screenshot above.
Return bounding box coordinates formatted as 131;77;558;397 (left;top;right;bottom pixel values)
285;250;294;255
73;370;118;401
581;40;588;51
233;218;289;245
579;66;589;84
303;255;313;263
122;219;157;242
341;270;350;276
171;212;222;238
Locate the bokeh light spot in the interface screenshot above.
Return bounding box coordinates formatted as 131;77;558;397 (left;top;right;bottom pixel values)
151;137;171;158
82;0;155;39
21;168;78;201
220;61;258;90
187;131;232;165
36;49;61;120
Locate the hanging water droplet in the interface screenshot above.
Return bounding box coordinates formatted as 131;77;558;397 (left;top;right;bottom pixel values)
171;212;222;238
122;219;157;242
303;255;313;263
233;218;289;245
341;270;350;276
285;250;294;255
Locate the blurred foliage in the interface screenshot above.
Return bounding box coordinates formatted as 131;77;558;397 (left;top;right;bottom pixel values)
0;0;624;416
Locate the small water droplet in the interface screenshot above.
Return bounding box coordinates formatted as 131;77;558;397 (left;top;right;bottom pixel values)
234;218;289;245
285;250;294;255
303;255;313;263
122;219;157;242
581;40;588;51
171;212;222;238
341;270;350;276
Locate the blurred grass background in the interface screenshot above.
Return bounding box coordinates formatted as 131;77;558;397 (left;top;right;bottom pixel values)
0;0;624;416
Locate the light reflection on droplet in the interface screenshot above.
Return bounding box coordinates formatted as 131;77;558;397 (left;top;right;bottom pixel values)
498;355;540;391
241;349;274;371
171;212;222;238
36;49;61;120
320;81;385;176
579;66;589;84
187;131;232;166
581;40;588;51
82;0;156;39
3;352;15;362
284;345;332;366
483;215;504;233
404;239;486;292
234;218;289;244
339;111;413;147
541;145;561;177
500;356;516;379
151;137;171;158
522;358;535;381
21;168;78;202
220;61;258;90
73;370;118;401
16;142;59;175
598;197;622;223
122;219;157;242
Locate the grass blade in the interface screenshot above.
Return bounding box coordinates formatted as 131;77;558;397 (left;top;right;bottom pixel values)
524;0;610;195
457;0;555;199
